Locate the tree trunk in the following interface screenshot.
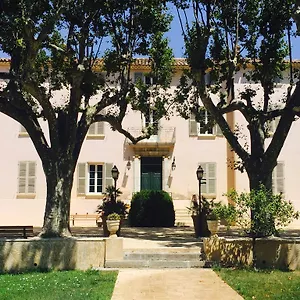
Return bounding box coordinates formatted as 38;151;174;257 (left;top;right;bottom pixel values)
39;159;75;238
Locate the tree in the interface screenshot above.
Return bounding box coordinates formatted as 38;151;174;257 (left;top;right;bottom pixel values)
0;0;174;237
173;0;300;235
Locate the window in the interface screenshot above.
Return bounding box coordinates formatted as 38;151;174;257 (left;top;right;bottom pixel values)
189;111;223;137
18;161;36;194
272;161;284;194
143;108;159;135
199;162;217;195
134;72;156;85
266;117;280;137
77;162;113;195
87;122;105;139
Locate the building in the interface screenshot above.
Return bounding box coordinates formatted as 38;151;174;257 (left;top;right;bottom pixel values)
0;58;300;227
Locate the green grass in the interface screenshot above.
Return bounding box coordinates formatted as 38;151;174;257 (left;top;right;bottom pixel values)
216;268;300;300
0;269;117;300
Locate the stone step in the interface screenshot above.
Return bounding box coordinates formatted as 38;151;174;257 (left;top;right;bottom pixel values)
124;252;201;261
105;259;205;269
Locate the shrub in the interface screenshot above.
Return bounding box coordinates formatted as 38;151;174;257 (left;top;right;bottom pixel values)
107;213;121;220
128;190;175;227
226;185;299;237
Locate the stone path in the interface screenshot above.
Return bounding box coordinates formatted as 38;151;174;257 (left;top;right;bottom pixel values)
111;268;243;300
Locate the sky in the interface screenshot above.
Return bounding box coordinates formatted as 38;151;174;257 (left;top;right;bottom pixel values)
1;6;300;59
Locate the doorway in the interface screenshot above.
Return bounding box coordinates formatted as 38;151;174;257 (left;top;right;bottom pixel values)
141;157;162;190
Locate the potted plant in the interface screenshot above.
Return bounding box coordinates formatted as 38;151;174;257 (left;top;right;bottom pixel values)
96;186;129;237
188;196;221;237
106;213;121;238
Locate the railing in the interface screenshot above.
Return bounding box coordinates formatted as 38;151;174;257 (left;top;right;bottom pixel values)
125;126;176;144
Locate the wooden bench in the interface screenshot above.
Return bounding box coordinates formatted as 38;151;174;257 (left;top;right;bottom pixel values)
70;213;101;226
0;226;34;239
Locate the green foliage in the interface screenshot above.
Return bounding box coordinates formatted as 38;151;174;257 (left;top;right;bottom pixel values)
128;190;175;227
96;186;128;217
0;270;117;300
107;213;121;221
226;186;299;237
188;196;221;220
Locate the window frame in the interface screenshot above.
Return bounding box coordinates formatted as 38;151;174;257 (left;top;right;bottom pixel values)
17;161;36;198
198;162;217;197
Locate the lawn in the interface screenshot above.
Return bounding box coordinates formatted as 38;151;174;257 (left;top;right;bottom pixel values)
216;268;300;300
0;269;117;300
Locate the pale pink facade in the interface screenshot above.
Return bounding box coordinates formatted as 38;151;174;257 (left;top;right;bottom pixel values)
1;59;300;227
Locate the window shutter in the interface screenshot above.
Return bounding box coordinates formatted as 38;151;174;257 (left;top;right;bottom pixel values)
199;162;216;194
97;122;104;135
20;125;27;133
207;163;216;194
105;163;113;190
88;123;96;135
189;113;198;136
214;124;223;136
273;162;284;194
27;162;36;193
134;72;143;83
18;162;27;193
77;163;86;194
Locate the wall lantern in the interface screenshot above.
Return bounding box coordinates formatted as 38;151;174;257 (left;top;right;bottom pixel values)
171;157;176;171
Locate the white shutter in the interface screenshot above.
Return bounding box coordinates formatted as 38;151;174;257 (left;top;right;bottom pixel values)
207;163;216;194
273;162;284;194
88;123;96;135
97;122;104;135
214;124;223;136
18;162;27;193
18;161;36;194
27;162;36;193
77;163;86;194
189;113;198;136
199;162;216;194
20;125;27;133
104;163;113;190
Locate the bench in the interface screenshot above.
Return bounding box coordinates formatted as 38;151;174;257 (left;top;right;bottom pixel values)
70;213;101;226
0;226;34;239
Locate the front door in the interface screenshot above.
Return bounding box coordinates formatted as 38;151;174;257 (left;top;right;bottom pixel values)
141;157;162;190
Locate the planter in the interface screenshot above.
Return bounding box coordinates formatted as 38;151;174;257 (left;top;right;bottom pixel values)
207;220;219;235
101;216;122;237
106;220;120;238
191;215;201;238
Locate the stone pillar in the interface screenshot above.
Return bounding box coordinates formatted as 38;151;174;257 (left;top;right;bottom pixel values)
133;155;141;193
162;156;170;192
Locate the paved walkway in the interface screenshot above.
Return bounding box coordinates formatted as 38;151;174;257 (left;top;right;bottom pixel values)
111;268;243;300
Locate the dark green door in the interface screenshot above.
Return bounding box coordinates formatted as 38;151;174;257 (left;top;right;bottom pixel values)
141;157;162;190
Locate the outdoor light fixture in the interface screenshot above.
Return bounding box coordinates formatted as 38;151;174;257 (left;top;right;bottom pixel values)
171;157;176;171
126;157;131;170
196;165;204;181
111;165;119;202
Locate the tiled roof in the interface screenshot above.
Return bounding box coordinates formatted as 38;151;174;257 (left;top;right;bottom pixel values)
1;57;300;68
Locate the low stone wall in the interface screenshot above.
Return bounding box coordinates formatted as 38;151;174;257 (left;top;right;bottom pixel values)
0;237;123;273
203;235;300;270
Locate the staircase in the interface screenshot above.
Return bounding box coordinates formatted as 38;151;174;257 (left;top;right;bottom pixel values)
105;245;205;269
175;208;193;227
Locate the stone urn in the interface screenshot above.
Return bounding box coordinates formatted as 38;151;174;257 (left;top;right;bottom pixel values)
207;220;219;235
106;220;120;238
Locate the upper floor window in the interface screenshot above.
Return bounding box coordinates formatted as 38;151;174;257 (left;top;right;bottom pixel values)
143;108;159;135
87;122;105;139
189;110;223;137
19;125;29;137
134;72;156;85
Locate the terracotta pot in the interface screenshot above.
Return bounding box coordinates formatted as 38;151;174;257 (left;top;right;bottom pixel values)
106;220;120;238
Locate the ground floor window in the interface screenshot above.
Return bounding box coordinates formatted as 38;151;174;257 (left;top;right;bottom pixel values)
88;164;103;193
